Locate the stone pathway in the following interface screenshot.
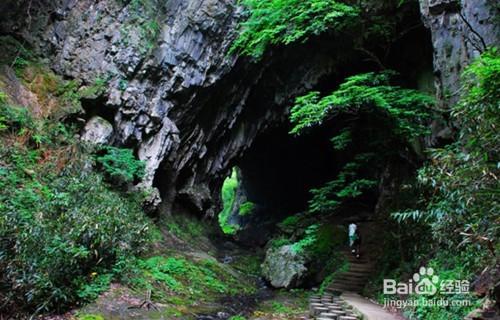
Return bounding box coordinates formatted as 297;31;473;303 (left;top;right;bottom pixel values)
341;292;402;320
309;228;403;320
327;250;374;293
309;292;402;320
309;293;360;319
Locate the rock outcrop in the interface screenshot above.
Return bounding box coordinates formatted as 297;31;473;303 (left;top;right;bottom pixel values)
261;245;307;288
420;0;499;107
81;116;114;144
1;0;342;216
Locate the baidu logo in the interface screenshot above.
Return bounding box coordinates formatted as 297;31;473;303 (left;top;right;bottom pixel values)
413;267;439;295
384;266;441;295
383;266;471;309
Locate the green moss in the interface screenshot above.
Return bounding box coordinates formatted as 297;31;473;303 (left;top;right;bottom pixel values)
77;314;105;320
80;77;108;99
122;254;256;305
164;214;205;242
231;253;262;276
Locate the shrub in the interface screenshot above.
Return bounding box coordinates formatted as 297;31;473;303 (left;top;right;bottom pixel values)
0;86;154;314
0;94;34;133
0;167;153;313
289;72;433;137
123;255;255;301
96;146;145;185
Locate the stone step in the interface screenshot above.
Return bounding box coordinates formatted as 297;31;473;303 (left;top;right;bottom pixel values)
346;257;371;263
347;265;373;272
330;280;366;288
334;276;367;283
333;278;367;286
339;271;372;278
327;285;365;293
310;305;330;316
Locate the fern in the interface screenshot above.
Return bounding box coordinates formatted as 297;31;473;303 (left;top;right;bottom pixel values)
289;72;434;138
230;0;358;58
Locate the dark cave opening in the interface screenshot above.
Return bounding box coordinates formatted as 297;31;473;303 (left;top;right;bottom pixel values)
238;123;342;221
216;22;434;245
154;4;435;248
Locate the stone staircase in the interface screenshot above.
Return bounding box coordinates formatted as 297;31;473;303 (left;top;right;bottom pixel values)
309;293;360;320
326;250;375;293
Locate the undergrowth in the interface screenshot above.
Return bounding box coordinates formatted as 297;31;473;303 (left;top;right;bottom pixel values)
0;61;154;315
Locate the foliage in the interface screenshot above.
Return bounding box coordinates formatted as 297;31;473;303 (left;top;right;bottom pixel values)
289;72;433;214
231;253;263;275
119;0;162;54
230;0;358;57
387;49;500;318
319;256;348;294
279;215;301;228
164;214;205;243
269;236;292;248
96;146;145;185
290;223;345;257
239;201;256;216
218;168;239;234
77;314;105;320
0;99;33;133
271;301;291;313
80;77;108;99
394;49;499;258
0;75;154;314
309;153;377;213
330;128;351;150
289;72;433;137
76;273;113;301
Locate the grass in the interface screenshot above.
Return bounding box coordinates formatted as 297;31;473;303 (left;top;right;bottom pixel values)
121;253;257;306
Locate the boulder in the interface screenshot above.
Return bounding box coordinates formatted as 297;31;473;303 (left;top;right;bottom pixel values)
261;245;307;288
81;116;113;144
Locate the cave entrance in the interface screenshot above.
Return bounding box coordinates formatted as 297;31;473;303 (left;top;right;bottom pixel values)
216;115;386;246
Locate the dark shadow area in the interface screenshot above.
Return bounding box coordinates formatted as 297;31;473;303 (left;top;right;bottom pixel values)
238;123;340;221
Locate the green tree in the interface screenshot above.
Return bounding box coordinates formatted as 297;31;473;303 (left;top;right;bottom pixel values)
230;0;358;57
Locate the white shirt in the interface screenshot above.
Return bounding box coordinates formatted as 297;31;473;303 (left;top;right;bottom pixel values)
349;223;357;237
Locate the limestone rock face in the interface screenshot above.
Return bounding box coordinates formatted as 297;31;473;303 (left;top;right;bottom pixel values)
420;0;499;107
6;0;337;216
81;116;114;144
261;245;307;289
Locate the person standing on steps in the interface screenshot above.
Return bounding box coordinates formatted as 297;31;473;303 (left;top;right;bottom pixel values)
353;227;361;259
348;222;361;259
